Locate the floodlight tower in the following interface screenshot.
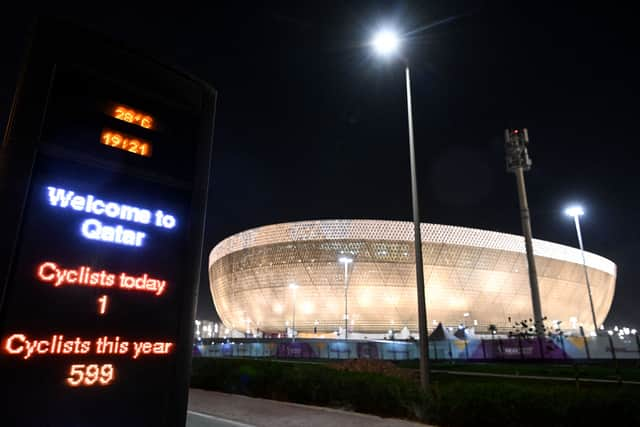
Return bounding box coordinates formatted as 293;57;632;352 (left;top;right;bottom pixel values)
504;128;544;336
564;206;599;335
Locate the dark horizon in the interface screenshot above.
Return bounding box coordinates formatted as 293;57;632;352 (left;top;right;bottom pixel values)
2;1;638;329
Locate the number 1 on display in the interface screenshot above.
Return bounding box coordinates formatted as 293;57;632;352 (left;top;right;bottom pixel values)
98;295;108;315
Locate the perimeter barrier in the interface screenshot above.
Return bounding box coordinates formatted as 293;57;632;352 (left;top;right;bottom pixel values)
193;334;640;361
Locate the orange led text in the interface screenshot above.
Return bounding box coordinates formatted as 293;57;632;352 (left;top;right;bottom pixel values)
98;295;109;314
67;363;114;387
101;129;152;157
132;341;173;359
37;261;167;296
4;334;91;360
3;333;174;360
111;105;154;129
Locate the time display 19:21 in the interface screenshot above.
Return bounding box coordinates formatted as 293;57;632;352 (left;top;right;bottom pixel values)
100;129;152;157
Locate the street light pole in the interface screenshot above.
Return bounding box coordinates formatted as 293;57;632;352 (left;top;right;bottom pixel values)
565;206;598;334
289;283;298;342
405;64;431;390
371;29;430;391
339;256;353;340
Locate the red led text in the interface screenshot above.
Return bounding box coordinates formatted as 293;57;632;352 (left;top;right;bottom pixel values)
37;261;167;296
3;333;174;360
4;334;91;360
67;363;115;387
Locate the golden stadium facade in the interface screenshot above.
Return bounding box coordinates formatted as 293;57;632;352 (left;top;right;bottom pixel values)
209;220;616;335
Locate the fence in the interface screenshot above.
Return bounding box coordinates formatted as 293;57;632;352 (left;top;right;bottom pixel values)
193;334;640;362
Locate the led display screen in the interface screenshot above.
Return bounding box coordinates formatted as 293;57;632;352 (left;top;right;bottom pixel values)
1;155;190;423
0;22;214;425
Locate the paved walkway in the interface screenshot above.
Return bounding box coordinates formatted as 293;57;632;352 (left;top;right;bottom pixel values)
188;388;431;427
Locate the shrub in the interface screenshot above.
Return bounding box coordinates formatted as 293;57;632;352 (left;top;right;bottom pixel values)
329;358;418;381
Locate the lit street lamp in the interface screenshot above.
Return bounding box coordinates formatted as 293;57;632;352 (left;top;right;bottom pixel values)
339;256;353;340
289;283;298;342
371;28;430;390
564;205;598;335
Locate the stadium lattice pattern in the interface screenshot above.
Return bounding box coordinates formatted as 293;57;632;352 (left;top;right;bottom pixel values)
209;220;616;335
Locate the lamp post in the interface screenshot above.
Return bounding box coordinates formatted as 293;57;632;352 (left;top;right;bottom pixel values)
289;283;298;342
564;206;598;335
462;312;470;329
371;29;430;390
339;256;353;340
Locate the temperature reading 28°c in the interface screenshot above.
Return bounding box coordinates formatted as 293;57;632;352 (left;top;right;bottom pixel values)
109;104;154;130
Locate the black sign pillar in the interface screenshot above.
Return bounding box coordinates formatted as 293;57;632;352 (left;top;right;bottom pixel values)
0;18;216;426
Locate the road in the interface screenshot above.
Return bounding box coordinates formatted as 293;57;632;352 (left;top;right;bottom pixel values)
187;410;256;427
186;388;430;427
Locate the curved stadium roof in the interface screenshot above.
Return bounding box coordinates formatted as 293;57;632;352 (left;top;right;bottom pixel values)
209;220;616;335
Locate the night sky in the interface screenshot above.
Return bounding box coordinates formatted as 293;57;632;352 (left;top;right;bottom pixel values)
2;2;639;328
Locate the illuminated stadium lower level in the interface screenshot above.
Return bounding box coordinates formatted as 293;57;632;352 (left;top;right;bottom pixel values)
208;220;616;336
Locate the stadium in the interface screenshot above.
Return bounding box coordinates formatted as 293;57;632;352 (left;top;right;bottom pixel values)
208;220;616;337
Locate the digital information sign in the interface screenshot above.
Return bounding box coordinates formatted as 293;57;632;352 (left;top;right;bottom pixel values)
0;19;216;425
